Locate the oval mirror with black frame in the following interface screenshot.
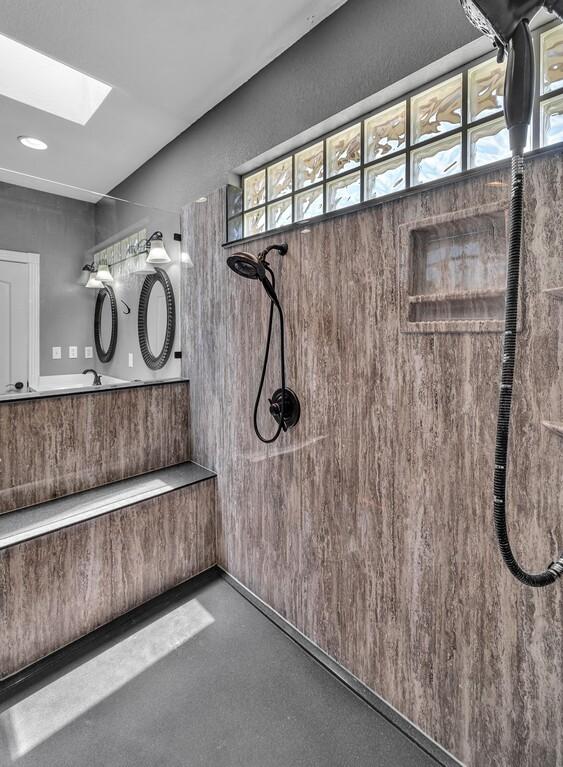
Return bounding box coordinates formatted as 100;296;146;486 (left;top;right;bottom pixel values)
94;285;118;363
138;266;176;370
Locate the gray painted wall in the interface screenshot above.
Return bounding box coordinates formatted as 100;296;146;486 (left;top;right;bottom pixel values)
109;0;479;211
0;182;96;377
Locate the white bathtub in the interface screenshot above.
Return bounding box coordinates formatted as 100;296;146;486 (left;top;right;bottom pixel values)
36;374;129;392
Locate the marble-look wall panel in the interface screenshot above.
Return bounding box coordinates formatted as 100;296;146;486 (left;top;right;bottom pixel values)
0;382;190;514
0;480;216;679
182;152;563;767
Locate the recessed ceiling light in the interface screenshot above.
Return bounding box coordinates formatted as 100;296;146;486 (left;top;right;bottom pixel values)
196;196;208;203
0;33;111;125
18;135;48;150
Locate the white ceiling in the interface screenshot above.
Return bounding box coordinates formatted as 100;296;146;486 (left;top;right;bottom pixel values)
0;0;347;201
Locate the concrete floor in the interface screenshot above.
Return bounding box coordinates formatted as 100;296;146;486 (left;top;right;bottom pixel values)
0;574;440;767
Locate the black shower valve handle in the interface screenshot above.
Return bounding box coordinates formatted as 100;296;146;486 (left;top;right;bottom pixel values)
268;397;284;427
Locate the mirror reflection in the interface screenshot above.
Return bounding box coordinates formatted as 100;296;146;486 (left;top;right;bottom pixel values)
147;282;167;356
0;170;182;398
100;294;114;350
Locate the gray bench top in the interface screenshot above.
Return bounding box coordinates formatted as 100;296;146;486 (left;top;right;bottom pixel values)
0;462;216;550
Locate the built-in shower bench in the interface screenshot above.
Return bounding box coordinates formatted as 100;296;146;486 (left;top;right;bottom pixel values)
0;461;215;550
0;461;217;680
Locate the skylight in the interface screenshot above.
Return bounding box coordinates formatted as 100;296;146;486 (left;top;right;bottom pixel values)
0;33;112;125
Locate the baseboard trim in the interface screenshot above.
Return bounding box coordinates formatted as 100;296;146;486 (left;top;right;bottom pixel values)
218;567;464;767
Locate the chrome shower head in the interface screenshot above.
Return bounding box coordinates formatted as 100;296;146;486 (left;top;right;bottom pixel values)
227;251;266;281
460;0;563;49
460;0;544;46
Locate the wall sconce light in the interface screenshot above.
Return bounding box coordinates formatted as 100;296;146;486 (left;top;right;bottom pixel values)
128;230;171;265
145;231;170;264
95;262;114;283
82;263;104;289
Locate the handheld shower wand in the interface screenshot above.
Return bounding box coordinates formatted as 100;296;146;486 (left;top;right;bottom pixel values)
227;243;301;443
460;0;563;585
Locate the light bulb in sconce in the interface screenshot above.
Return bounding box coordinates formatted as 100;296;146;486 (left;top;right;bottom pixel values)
85;271;104;289
95;263;113;283
82;263;104;289
145;231;171;264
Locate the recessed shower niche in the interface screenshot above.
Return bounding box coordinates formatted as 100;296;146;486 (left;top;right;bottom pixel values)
399;201;511;333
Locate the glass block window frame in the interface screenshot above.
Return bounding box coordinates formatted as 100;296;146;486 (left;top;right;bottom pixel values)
227;21;563;242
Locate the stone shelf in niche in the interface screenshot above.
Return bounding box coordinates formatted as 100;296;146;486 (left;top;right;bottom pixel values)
408;287;505;304
407;287;506;324
542;421;563;438
543;287;563;300
398;201;513;334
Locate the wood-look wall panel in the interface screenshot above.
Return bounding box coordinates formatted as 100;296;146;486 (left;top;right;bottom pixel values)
0;480;216;679
0;382;190;514
181;155;563;767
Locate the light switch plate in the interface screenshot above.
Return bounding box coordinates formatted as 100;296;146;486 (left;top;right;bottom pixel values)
84;346;93;359
68;346;77;359
52;346;61;360
128;353;134;368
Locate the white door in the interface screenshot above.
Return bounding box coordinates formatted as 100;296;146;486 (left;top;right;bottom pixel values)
0;257;31;393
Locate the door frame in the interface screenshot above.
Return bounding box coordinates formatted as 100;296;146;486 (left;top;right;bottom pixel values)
0;250;40;390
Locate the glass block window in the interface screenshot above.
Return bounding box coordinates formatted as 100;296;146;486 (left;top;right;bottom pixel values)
468;117;510;168
268;157;292;200
227;215;243;242
468;57;505;120
541;92;563;146
364;103;406;162
295;142;324;189
244;170;265;210
228;21;563;241
412;133;462;185
365;154;406;199
268;198;292;229
541;23;563;94
295;185;324;221
244;208;266;237
326;171;361;212
326;124;361;178
411;74;463;144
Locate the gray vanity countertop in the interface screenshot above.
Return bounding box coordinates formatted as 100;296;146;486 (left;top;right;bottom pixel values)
0;377;189;404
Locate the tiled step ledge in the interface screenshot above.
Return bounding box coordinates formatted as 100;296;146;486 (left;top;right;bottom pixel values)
0;462;216;550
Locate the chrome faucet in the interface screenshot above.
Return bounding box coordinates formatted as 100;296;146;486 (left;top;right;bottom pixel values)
83;369;102;386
